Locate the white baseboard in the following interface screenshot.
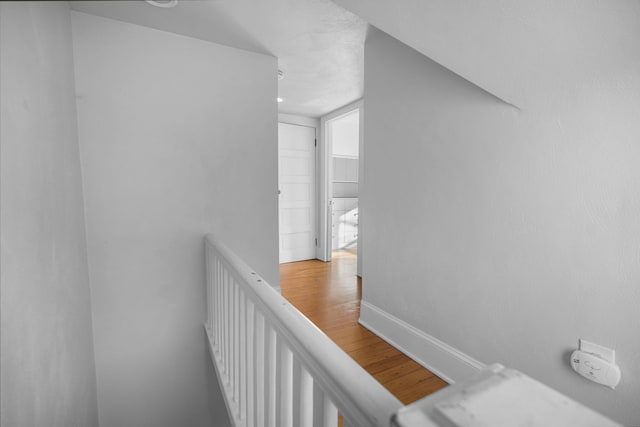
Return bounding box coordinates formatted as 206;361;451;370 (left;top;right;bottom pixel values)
359;301;485;384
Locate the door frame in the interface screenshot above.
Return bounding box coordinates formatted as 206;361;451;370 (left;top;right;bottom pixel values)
318;100;363;275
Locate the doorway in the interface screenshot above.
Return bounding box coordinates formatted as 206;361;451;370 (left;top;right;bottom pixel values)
278;122;317;263
321;102;363;275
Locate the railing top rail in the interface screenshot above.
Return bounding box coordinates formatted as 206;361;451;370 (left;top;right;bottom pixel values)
205;234;403;427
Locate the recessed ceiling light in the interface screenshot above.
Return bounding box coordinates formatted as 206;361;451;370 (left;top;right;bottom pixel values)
277;97;284;103
145;0;178;8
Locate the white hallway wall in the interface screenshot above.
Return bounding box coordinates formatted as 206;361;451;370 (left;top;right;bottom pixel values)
0;3;99;426
361;29;640;425
72;12;279;427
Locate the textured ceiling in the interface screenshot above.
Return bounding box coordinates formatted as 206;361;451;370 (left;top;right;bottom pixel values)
70;0;368;118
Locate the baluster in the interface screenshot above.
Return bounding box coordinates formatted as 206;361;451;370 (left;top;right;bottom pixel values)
246;300;255;427
212;256;216;346
219;259;224;357
299;366;313;427
311;385;339;427
229;275;234;392
212;255;217;342
220;265;226;371
254;312;266;427
266;325;277;427
209;250;214;334
205;247;211;332
233;278;239;404
216;259;222;353
224;269;230;380
239;289;246;421
214;257;221;348
291;359;301;425
279;342;293;427
322;394;338;427
312;383;323;427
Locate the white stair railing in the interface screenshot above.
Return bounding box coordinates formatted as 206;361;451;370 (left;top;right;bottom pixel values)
204;235;403;427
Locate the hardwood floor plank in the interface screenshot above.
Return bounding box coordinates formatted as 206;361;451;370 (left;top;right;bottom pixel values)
373;359;425;384
334;334;382;352
280;250;448;406
395;376;449;404
359;351;413;373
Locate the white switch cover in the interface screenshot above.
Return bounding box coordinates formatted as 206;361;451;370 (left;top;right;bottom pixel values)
571;341;621;389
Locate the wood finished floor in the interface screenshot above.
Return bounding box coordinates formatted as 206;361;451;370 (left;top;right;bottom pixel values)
279;249;448;406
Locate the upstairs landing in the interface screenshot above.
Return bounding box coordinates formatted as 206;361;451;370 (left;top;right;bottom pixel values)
280;250;448;404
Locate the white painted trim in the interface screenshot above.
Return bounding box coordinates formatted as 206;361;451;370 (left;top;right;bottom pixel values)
359;301;485;384
322;100;363;124
356;103;364;277
278;113;320;129
319;100;363;263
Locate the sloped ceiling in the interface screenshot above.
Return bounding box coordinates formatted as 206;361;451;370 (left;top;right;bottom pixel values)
333;0;640;109
69;0;640;114
70;0;367;118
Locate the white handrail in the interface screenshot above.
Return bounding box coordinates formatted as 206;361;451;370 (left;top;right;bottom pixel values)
204;235;402;427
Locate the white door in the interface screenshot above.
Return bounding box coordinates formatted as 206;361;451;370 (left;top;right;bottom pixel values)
278;123;316;263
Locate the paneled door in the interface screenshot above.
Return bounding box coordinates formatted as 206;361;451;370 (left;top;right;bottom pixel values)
278;123;316;263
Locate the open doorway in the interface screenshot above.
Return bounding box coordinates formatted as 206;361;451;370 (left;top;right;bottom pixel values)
329;111;359;254
320;101;363;275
